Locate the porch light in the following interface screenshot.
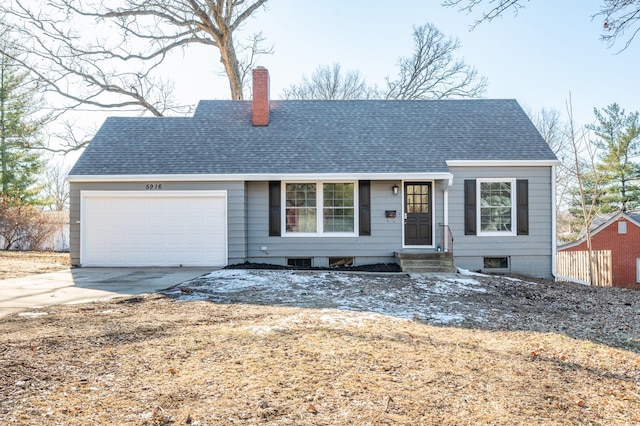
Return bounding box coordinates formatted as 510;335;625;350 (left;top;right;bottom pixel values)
392;185;399;195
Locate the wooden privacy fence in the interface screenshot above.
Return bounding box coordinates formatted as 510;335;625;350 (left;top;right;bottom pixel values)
556;250;612;286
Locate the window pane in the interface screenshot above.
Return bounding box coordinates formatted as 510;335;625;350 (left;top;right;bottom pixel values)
323;183;354;232
481;207;511;231
323;183;354;207
480;182;512;232
286;207;317;232
324;208;354;232
286;183;316;207
405;184;429;213
286;183;317;232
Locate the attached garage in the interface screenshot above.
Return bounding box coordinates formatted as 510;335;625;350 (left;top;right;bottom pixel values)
80;190;227;267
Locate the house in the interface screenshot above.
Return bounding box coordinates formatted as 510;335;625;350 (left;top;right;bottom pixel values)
67;67;559;278
557;211;640;288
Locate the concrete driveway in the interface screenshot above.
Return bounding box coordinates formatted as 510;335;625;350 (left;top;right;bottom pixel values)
0;268;213;317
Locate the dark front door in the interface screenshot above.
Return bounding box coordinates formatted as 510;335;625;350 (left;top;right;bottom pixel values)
404;182;432;246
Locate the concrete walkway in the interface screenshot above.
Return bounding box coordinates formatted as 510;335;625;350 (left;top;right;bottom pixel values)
0;268;213;317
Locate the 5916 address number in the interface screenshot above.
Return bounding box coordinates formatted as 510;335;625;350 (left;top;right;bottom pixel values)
145;184;162;190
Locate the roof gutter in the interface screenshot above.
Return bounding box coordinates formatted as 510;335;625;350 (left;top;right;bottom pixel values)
68;172;455;183
446;159;561;167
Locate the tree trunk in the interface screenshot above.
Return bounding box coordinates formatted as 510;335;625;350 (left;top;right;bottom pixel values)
0;54;7;197
218;33;244;100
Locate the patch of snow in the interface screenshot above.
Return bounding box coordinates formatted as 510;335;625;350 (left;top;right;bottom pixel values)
457;268;488;277
18;312;48;317
501;276;524;282
429;312;466;324
446;276;481;285
166;269;501;327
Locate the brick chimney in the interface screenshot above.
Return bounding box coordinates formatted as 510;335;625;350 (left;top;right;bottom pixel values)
252;67;270;126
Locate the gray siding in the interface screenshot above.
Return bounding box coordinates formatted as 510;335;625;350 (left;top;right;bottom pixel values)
69;181;246;266
246;180;446;266
247;181;401;265
69;169;554;278
448;166;554;278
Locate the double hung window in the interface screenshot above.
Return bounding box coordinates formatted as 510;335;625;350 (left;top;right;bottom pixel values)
478;179;516;235
285;182;355;235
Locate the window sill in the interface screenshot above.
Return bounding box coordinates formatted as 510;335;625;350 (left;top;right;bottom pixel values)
477;231;517;237
282;232;358;238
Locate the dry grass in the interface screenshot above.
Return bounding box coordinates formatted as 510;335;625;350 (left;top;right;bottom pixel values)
0;251;70;280
1;253;639;424
1;294;639;425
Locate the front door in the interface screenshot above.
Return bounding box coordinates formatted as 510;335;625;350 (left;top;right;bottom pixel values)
404;182;432;246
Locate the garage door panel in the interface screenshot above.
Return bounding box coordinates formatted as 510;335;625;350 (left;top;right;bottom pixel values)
81;191;227;267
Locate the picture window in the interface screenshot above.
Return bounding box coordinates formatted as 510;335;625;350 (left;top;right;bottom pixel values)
284;182;356;235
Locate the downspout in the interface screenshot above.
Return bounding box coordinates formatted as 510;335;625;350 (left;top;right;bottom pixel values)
551;164;557;279
443;176;452;227
443;176;453;251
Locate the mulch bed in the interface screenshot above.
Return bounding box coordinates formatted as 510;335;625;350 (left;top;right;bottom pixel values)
224;261;403;272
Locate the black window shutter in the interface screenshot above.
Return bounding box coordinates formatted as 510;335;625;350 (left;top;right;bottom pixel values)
268;181;281;236
516;179;529;235
359;180;371;236
464;180;477;235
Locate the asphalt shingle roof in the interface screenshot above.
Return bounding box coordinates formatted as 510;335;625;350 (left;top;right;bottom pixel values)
69;99;557;176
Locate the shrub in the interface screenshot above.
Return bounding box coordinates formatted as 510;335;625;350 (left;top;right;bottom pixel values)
0;198;56;250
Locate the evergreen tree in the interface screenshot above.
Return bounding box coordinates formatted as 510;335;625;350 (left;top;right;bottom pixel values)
587;103;640;212
0;44;47;205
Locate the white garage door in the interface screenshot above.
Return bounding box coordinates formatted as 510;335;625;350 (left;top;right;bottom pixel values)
81;190;227;267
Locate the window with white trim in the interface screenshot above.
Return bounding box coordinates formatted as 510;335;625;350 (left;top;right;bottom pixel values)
284;182;356;235
478;178;516;235
618;221;627;234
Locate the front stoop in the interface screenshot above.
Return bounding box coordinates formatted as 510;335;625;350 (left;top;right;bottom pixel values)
394;251;457;273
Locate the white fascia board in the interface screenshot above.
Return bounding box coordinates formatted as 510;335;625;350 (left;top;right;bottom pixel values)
446;160;561;167
81;190;227;198
68;172;455;183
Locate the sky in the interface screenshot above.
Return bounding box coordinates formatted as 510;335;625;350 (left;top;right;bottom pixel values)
172;0;639;127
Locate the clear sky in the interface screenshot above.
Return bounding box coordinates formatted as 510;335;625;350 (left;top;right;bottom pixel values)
173;0;639;128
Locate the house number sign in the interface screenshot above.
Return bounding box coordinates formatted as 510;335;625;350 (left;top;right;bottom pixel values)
145;184;163;190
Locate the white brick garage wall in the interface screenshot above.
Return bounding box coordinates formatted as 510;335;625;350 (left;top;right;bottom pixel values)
80;191;227;267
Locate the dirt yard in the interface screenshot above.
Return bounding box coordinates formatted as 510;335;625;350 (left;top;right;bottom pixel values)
1;253;639;425
0;251;70;280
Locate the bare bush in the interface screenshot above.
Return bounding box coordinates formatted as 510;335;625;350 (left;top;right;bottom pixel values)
0;198;56;250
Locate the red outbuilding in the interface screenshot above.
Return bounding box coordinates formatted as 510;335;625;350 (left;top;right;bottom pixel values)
558;212;640;289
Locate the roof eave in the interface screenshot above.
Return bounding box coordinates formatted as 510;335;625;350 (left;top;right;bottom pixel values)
67;172;455;183
446;160;560;167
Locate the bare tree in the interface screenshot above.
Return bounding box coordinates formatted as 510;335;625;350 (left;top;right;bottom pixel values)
529;108;573;211
442;0;526;29
0;0;269;142
283;24;486;101
565;95;606;285
282;64;375;100
384;24;487;100
599;1;640;50
41;120;97;155
443;0;640;50
41;162;70;211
